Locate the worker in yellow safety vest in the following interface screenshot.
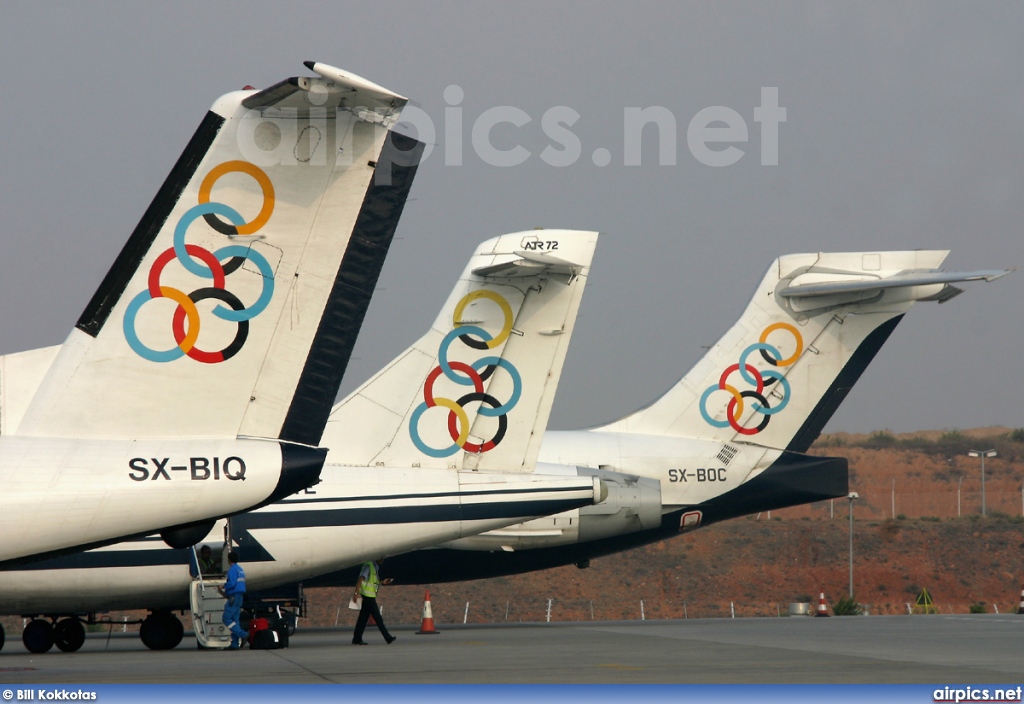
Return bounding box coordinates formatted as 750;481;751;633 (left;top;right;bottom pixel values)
352;558;396;645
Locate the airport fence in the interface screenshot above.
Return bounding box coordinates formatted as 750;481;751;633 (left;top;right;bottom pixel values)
769;490;1023;521
322;593;1024;627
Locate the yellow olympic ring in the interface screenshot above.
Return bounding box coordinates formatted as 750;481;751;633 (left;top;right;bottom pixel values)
432;397;470;447
452;289;514;349
198;160;275;235
159;286;201;353
720;383;745;418
759;322;803;367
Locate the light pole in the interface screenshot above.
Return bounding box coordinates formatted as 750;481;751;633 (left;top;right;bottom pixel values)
957;476;963;518
968;450;997;517
847;491;859;598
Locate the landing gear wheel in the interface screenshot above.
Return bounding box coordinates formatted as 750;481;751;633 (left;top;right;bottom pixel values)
54;618;86;652
23;619;54;654
164;614;184;649
140;611;183;650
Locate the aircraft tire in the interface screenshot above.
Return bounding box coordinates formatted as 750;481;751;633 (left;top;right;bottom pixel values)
140;611;183;650
166;613;184;648
54;618;86;653
23;619;54;654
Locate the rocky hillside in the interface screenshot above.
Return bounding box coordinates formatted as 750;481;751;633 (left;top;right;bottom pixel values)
305;514;1024;626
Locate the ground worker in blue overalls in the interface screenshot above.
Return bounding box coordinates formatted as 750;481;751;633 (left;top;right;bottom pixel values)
218;551;248;649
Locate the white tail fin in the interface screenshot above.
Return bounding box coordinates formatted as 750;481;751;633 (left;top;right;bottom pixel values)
325;229;598;471
14;63;423;443
597;251;1009;452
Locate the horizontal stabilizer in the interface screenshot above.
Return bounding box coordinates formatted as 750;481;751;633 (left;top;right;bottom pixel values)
780;269;1011;298
303;61;406;102
243;62;406;119
471;250;587;278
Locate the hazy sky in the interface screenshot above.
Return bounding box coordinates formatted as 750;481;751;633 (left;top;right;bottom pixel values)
0;1;1020;435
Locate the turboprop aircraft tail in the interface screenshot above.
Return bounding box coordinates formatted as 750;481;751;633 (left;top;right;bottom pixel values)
14;62;423;444
325;230;598;471
596;251;1009;452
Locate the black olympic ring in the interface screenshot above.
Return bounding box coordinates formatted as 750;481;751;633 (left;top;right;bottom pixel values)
172;287;250;363
449;391;508;452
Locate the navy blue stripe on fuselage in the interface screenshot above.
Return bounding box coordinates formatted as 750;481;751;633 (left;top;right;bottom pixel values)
9;496;590;572
235;496;587;530
278;484;590;505
11;546;191;571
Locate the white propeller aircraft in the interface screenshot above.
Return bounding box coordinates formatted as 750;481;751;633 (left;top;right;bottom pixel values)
0;229;608;652
0;60;424;565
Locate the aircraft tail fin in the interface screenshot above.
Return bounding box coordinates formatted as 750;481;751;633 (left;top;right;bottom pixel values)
597;251;1010;452
15;62;423;442
325;230;598;470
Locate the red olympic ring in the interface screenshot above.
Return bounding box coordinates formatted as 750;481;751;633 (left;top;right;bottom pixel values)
719;363;764;395
423;362;483;407
148;245;225;297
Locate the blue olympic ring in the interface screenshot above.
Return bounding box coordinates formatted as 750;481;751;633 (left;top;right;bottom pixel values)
173;203;245;278
408;402;461;458
699;385;732;429
209;244;275;321
472;357;521;416
438;326;491;385
123;290;187;363
738;342;780;386
752;369;790;414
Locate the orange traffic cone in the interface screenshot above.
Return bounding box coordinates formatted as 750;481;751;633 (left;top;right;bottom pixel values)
815;590;830;617
1016;584;1024;615
416;589;440;634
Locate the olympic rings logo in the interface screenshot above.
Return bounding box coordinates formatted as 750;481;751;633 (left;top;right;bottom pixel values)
698;322;803;435
123;161;276;363
408;290;522;458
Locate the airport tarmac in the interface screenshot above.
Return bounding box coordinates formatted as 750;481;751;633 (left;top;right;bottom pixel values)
0;615;1021;684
